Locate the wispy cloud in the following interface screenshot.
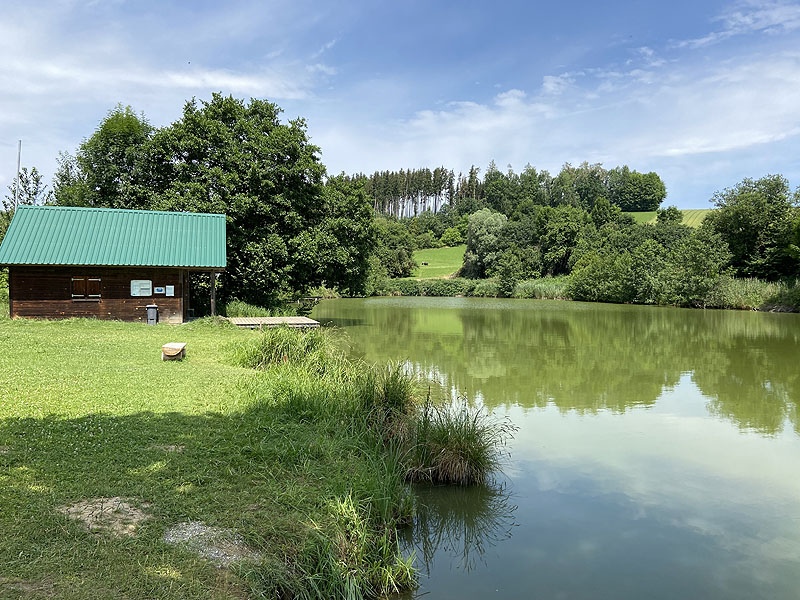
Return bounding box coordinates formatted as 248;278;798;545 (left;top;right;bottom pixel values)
675;0;800;48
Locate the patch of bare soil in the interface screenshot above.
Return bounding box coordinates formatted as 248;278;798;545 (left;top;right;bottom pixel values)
164;521;261;567
151;444;185;453
57;497;152;537
0;577;56;597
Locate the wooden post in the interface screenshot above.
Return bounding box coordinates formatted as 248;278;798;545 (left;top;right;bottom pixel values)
210;271;216;317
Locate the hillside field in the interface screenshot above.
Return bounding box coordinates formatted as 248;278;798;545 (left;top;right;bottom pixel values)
412;244;466;278
624;209;713;227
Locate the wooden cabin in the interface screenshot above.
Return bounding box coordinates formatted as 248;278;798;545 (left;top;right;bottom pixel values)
0;206;226;323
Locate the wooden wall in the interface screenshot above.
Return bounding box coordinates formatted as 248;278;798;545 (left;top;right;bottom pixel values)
9;266;186;323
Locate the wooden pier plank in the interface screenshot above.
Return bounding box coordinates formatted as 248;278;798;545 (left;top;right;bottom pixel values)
225;316;320;329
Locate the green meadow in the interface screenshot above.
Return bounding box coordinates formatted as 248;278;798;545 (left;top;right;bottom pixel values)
624;209;713;227
0;311;509;599
411;245;466;278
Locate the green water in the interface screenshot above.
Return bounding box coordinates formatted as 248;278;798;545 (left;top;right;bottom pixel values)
312;297;800;600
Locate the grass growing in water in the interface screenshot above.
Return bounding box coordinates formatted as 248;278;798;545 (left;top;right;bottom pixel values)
408;395;518;486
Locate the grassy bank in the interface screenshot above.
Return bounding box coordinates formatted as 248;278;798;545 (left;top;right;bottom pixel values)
0;316;512;599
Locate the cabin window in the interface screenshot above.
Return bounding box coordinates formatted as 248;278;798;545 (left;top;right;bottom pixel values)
72;276;101;300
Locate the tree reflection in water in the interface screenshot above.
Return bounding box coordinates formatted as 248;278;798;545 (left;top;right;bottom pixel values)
402;480;518;574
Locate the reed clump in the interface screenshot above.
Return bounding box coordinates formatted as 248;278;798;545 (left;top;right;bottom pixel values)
229;329;515;597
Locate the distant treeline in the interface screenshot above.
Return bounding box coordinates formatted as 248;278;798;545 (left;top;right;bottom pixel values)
340;162;666;217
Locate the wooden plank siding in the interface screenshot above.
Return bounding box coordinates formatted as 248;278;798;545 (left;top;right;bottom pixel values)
8;266;186;323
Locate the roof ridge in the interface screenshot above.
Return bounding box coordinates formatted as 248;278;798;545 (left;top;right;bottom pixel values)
16;205;225;218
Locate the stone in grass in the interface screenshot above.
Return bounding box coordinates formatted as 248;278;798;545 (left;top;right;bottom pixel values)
0;446;9;454
58;497;152;537
164;521;261;567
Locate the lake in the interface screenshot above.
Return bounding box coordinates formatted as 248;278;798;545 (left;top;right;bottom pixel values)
312;297;800;600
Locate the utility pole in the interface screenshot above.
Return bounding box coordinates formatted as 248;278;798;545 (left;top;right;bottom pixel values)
13;140;21;209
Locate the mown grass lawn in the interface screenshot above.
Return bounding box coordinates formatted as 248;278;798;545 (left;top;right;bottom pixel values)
0;316;405;599
411;245;466;278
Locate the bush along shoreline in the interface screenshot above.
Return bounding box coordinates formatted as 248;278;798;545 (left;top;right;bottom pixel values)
229;327;517;597
375;275;800;312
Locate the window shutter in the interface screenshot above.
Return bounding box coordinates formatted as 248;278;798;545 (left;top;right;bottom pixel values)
87;278;101;298
72;277;87;298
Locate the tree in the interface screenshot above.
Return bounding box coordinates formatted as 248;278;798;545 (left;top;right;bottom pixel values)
462;208;507;278
2;167;52;240
590;196;620;227
440;227;463;246
656;205;683;226
703;175;799;280
54;105;153;207
374;217;416;278
607;166;666;211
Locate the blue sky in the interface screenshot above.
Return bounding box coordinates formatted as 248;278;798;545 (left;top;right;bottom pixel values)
2;0;800;208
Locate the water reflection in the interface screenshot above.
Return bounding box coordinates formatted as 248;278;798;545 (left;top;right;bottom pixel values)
313;298;800;599
316;298;800;435
403;482;518;574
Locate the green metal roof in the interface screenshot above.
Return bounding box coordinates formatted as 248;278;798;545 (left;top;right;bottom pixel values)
0;206;226;268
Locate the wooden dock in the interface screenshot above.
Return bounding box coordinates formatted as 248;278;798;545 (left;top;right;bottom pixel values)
225;316;320;329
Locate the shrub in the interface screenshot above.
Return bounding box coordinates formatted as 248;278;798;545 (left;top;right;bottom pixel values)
467;280;499;297
512;277;570;299
389;278;476;297
440;227;464;246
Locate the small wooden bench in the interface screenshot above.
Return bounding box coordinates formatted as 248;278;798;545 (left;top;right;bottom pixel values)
161;342;187;361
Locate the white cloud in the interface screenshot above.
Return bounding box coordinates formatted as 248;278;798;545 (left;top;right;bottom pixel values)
313;48;800;205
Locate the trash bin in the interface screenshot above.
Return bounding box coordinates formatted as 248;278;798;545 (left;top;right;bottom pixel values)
146;304;159;325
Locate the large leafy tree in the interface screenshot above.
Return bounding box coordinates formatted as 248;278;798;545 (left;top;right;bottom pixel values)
127;94;370;304
703;175;799;280
54;105;153;208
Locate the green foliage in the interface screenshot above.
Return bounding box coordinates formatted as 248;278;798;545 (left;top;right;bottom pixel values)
440;226;464;246
415;231;443;249
54;105;152;208
704;175;799;280
462;208;507;277
224;299;297;317
374;217;417;278
606;166;666;211
657;205;683;225
567;226;732;307
391;278;476;297
230;326;342;373
408;398;517;486
467;279;499;297
512;276;571;299
54;96;375;306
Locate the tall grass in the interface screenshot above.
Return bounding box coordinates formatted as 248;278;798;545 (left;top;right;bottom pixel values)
408;396;517;486
224;298;297;317
230;326;342;373
704;276;800;311
512;276;571;300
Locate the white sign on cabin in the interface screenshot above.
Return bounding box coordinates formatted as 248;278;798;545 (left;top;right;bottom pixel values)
130;280;152;297
166;285;175;297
